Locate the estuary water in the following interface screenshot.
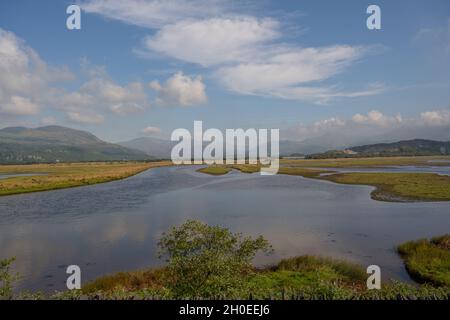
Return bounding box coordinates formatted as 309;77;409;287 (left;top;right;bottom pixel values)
0;165;449;292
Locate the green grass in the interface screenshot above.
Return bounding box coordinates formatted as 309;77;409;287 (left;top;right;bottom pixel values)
82;268;167;294
197;165;232;175
397;235;450;287
0;161;172;196
197;164;329;178
73;254;450;300
321;172;450;201
280;155;450;168
276;256;367;282
278;166;331;178
197;157;450;202
196;164;261;175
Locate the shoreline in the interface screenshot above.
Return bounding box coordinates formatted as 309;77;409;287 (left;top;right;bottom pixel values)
0;161;172;197
196;157;450;202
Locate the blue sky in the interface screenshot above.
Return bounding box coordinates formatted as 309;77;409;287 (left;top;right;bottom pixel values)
0;0;449;143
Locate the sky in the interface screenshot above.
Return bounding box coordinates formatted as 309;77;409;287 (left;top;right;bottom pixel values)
0;0;449;143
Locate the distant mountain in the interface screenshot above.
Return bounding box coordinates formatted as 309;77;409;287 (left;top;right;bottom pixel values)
118;137;322;159
0;126;150;164
118;137;175;159
306;139;450;159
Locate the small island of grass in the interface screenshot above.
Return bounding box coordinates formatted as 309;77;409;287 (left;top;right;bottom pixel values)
196;156;450;202
321;172;450;202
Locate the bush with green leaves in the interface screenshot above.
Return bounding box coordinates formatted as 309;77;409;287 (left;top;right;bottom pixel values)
0;257;18;300
158;220;272;298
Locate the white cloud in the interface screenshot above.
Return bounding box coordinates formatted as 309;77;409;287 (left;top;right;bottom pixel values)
0;96;39;115
288;109;450;143
420;110;450;126
81;0;230;28
82;2;384;103
0;28;73;117
55;63;150;118
145;17;279;67
150;71;207;106
142;15;380;103
79;78;148;114
141;126;161;134
352;110;401;127
67;111;105;124
0;29;154;126
215;46;382;103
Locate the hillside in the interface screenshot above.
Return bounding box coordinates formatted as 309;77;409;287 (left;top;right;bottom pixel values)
306;139;450;159
0;126;150;164
118;137;322;159
118;137;175;159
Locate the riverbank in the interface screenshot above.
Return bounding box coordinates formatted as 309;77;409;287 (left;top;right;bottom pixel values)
64;236;450;300
398;235;450;286
2;219;449;300
0;161;172;196
197;156;450;202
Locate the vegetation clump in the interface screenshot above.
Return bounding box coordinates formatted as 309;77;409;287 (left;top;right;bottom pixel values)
0;258;18;300
158;220;272;298
321;172;450;202
398;235;450;287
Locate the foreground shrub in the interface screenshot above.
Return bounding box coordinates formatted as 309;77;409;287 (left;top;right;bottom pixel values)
0;257;18;300
157;220;272;298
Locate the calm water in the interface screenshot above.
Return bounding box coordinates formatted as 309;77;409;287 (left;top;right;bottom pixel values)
0;165;449;292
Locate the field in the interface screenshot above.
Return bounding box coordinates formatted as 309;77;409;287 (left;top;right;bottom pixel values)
322;172;450;202
197;156;450;202
0;161;171;196
280;155;450;168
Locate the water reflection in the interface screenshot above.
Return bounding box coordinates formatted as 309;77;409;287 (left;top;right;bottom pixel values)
0;166;449;292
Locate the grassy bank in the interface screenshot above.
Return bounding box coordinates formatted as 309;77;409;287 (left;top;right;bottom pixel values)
77;255;450;300
197;156;450;202
197;164;329;178
320;172;450;202
398;235;450;287
0;161;171;196
77;233;450;300
281;155;450;168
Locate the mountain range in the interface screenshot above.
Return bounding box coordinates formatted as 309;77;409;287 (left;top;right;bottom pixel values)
0;126;150;164
306;139;450;159
1;125;449;164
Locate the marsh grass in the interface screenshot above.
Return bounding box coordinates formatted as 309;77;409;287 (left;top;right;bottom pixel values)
280;155;450;168
0;161;171;196
82;268;167;294
322;172;450;201
197;166;231;175
397;235;450;287
78;254;450;300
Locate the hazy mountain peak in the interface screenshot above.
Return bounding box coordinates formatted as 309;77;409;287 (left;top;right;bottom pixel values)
0;125;150;164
